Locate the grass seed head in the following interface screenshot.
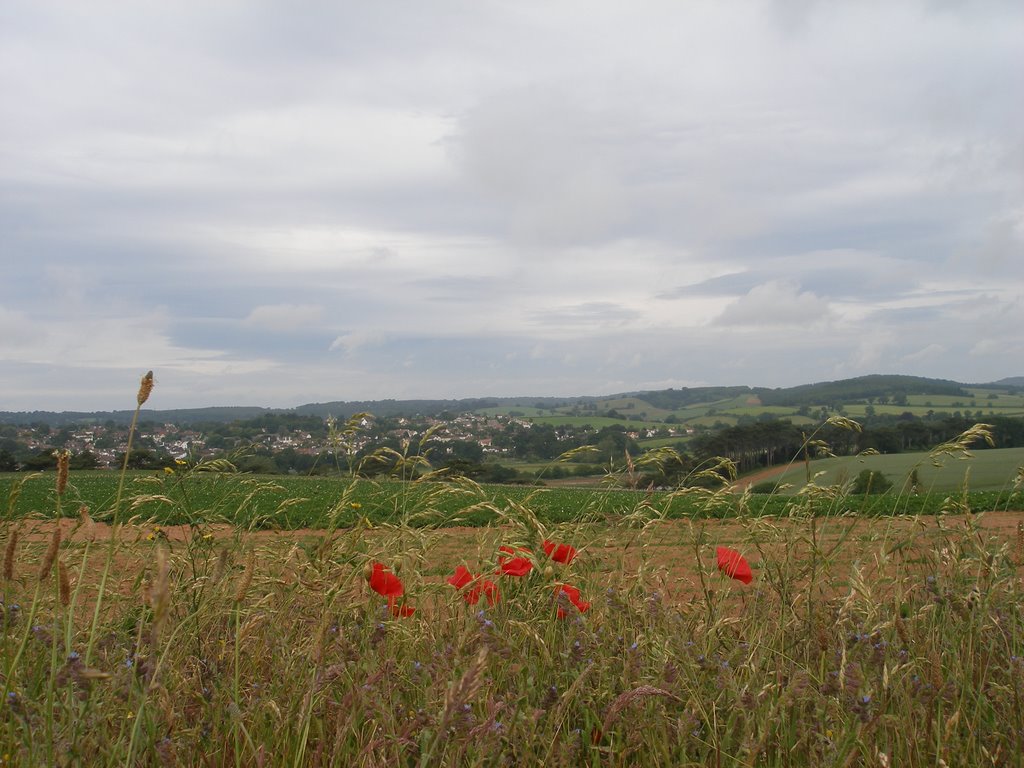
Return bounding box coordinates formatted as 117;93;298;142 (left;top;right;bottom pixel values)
442;647;488;726
929;649;944;692
38;526;61;581
894;615;911;648
3;527;18;581
55;450;70;496
212;546;229;584
137;370;155;406
58;559;71;606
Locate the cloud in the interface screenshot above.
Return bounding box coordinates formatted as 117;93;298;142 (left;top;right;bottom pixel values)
714;280;834;328
1;2;1022;408
329;329;387;354
0;305;44;348
903;343;946;363
530;302;641;328
243;303;325;332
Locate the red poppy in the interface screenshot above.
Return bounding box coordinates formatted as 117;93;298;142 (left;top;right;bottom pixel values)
554;583;590;618
542;540;578;565
448;565;501;606
388;598;416;617
447;565;474;591
716;546;753;584
497;545;533;577
477;579;500;606
368;562;404;598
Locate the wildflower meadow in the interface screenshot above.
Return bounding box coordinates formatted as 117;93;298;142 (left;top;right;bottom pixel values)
1;372;1023;766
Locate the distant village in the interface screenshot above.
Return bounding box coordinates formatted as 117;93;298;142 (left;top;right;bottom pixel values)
0;411;691;475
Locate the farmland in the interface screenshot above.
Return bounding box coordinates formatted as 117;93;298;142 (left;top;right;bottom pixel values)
485;384;1024;432
2;377;1024;764
759;446;1024;495
3;440;1023;529
2;457;1023;764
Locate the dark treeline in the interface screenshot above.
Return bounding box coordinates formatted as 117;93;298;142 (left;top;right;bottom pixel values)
754;374;967;407
690;415;1024;474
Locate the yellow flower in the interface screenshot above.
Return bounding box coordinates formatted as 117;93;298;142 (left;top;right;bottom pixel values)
175;459;188;466
163;467;174;475
350;502;362;510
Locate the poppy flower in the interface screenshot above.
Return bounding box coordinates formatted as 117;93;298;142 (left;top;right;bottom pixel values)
554;583;590;619
542;540;578;565
716;546;753;584
448;565;501;606
447;565;474;590
388;598;416;617
368;562;404;598
467;578;500;607
497;545;533;577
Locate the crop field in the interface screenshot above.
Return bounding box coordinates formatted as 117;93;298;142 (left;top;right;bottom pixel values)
764;446;1024;496
2;459;1023;765
2;404;1024;765
3;459;1022;530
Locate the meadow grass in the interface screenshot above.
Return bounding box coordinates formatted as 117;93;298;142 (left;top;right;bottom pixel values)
1;381;1023;766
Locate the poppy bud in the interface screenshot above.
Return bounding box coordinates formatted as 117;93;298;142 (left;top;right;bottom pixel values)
363;562;374;581
391;559;402;574
543;565;554;579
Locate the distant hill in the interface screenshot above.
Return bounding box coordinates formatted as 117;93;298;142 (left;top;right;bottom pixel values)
0;374;1020;426
0;406;282;427
756;374;968;407
293;398;502;419
987;376;1024;389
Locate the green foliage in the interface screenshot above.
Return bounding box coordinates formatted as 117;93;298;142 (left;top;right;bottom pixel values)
851;469;894;495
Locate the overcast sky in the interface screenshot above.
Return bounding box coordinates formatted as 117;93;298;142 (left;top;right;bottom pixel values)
2;1;1022;411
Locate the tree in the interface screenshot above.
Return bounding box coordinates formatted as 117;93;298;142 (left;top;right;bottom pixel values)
0;449;17;472
21;449;57;471
69;451;99;470
851;469;892;495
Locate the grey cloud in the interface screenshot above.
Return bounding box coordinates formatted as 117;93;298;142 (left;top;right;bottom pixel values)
1;1;1022;408
411;275;511;303
530;302;642;327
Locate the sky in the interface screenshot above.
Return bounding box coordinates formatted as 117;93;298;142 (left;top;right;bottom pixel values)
1;1;1023;411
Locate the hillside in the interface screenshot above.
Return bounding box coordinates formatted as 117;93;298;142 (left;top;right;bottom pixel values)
0;374;1020;426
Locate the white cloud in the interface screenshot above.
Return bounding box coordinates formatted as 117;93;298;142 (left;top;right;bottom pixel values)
903;343;946;363
243;303;325;332
714;280;834;328
329;329;387;354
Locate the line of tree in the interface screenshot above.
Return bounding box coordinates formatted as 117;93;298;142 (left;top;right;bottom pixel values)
690;415;1024;474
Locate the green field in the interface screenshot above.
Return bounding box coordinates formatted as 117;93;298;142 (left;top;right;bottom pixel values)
762;446;1024;495
3;453;1022;529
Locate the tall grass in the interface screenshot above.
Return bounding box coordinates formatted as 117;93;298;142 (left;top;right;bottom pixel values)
0;378;1022;765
